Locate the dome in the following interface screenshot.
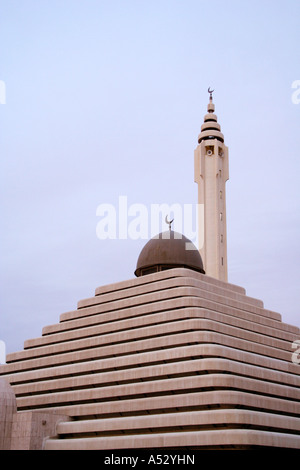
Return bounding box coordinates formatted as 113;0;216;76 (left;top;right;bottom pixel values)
135;230;205;277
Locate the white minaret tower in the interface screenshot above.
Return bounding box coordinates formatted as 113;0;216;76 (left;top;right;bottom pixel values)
194;89;229;281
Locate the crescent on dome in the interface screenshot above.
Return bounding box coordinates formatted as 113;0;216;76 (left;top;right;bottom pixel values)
165;215;174;231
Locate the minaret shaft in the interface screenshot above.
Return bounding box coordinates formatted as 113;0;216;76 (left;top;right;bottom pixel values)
194;94;229;281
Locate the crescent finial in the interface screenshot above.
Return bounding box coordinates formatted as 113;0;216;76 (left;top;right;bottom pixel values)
165;215;174;232
208;87;214;99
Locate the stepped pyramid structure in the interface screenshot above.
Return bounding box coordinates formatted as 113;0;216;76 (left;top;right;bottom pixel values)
1;93;299;450
1;244;300;450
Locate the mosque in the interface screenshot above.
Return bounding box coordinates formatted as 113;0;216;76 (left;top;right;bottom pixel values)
0;91;299;450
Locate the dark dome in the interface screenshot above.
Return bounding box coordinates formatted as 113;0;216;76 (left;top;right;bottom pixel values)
135;230;205;277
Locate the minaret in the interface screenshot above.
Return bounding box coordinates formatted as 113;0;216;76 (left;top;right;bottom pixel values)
194;89;229;281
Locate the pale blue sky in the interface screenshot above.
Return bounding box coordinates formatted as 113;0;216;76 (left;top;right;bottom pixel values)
0;0;299;354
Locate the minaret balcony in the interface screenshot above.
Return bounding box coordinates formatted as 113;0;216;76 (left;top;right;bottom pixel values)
198;129;224;143
201;122;221;132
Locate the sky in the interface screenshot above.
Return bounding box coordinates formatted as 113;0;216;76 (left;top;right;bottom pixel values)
0;0;299;356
